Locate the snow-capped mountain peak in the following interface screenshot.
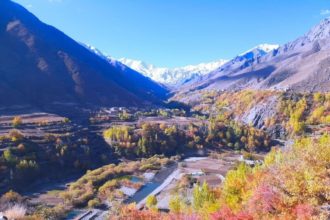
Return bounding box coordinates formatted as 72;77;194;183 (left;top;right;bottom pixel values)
117;58;229;85
255;44;280;52
239;44;279;56
84;43;278;86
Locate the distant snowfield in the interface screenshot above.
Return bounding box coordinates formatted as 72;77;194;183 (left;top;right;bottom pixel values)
118;58;229;85
84;43;279;86
119;43;278;86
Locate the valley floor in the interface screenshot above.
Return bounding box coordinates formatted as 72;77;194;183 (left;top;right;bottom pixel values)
0;93;329;219
29;151;252;219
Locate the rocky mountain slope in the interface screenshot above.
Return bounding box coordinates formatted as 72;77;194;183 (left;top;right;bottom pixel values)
177;18;330;97
0;0;168;111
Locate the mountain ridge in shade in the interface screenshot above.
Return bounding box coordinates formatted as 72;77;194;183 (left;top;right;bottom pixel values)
0;0;168;110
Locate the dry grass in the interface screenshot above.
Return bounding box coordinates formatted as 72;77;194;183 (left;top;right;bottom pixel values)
3;204;26;219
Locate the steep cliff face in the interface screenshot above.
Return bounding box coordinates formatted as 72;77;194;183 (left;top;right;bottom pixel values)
0;0;168;110
239;95;278;128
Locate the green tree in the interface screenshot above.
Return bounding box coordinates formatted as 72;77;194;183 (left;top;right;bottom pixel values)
3;149;16;165
146;195;158;210
193;182;215;211
169;195;184;213
221;163;252;210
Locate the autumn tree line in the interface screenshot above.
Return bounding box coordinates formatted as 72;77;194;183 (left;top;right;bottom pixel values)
104;118;272;159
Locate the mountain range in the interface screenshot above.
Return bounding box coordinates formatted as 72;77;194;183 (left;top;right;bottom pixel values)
119;44;280;87
86;44;279;86
177;18;330;100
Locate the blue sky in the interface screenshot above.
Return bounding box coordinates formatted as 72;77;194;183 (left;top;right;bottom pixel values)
13;0;330;67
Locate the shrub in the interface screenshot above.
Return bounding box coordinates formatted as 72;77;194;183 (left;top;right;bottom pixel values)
8;130;24;142
63;118;70;123
0;190;23;204
34;204;68;220
12;116;22;128
3;149;17;165
88;198;101;208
